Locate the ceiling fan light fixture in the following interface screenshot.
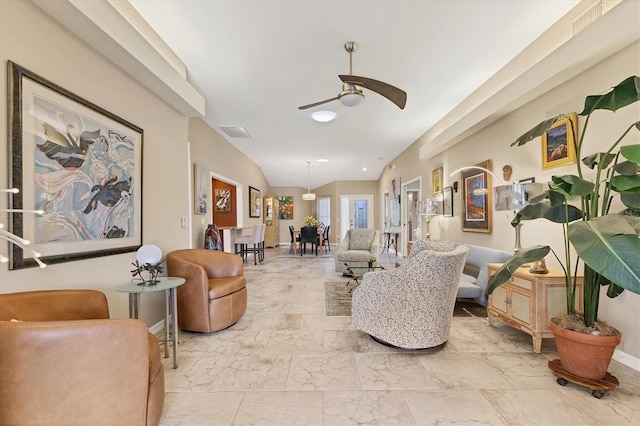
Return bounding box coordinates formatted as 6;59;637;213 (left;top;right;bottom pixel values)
339;85;364;106
311;110;336;122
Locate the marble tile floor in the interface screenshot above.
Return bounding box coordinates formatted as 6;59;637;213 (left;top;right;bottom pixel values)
160;246;640;426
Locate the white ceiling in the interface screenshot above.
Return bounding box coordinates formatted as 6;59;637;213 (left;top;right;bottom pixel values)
129;0;580;189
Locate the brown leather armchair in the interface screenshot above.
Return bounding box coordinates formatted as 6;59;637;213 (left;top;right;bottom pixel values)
167;249;247;333
0;290;164;426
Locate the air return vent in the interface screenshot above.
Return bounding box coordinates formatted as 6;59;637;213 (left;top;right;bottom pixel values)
219;126;252;138
573;1;604;35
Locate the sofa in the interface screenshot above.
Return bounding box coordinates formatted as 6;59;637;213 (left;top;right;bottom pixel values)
0;290;164;426
167;249;247;333
398;240;512;306
352;241;469;349
335;228;380;273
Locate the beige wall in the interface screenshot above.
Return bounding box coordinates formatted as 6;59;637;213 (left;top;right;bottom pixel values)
381;41;640;360
0;1;190;325
188;118;272;248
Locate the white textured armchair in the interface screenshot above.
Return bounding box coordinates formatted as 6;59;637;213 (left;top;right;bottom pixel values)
352;241;469;349
335;228;380;273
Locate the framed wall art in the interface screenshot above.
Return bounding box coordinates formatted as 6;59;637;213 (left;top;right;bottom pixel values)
249;186;261;218
277;195;294;220
194;163;208;215
432;166;443;196
460;160;492;233
541;112;577;170
442;186;454;217
215;188;232;212
7;61;143;269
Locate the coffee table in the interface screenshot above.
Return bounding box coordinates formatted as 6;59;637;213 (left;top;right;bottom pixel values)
344;259;384;292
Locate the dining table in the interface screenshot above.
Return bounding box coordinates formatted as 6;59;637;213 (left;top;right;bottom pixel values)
292;228;324;255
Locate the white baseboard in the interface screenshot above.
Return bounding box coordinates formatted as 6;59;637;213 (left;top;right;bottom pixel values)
149;317;169;336
613;349;640;372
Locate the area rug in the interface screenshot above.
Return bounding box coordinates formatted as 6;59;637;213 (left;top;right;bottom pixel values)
279;252;334;259
324;281;487;318
324;281;355;316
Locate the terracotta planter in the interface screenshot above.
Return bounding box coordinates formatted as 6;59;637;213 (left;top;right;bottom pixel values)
550;319;621;380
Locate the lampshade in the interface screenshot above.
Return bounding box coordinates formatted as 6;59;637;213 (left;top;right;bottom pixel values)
136;244;162;265
302;161;316;201
339;92;364;107
493;183;545;211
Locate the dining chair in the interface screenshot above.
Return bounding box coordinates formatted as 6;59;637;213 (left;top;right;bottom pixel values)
322;224;331;252
288;225;300;254
300;226;318;256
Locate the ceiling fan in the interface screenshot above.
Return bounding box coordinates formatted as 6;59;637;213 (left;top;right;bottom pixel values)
298;41;407;110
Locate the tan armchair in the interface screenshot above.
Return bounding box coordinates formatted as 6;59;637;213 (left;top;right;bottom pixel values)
0;290;164;426
167;249;247;333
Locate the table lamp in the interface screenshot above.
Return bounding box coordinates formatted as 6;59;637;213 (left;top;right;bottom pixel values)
131;244;164;285
493;182;545;252
418;199;439;241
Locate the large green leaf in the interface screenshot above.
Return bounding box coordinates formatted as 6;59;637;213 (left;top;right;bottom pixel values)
511;116;560;147
582;153;617;170
620;144;640;163
485;246;551;297
620;192;640;210
579;76;640;116
610;174;640;192
568;215;640;295
614;161;640;176
550;175;594;197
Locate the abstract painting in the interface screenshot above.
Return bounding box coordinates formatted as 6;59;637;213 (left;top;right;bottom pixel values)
7;61;142;269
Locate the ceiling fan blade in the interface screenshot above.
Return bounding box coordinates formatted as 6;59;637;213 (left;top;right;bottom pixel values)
339;75;407;109
298;96;340;110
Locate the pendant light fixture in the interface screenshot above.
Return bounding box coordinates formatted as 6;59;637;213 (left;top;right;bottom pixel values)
302;161;316;201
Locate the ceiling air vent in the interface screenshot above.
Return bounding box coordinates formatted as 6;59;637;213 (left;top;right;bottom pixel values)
573;1;604;35
220;126;252;138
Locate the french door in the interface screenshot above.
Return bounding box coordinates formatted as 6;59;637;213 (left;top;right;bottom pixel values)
339;194;374;240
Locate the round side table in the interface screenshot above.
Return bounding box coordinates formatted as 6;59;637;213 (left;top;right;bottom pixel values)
115;277;185;368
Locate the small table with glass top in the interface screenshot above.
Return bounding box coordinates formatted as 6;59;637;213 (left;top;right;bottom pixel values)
115;277;185;368
344;259;384;292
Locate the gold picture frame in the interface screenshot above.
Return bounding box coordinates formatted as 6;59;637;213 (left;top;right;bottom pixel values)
541;112;577;170
432;166;443;196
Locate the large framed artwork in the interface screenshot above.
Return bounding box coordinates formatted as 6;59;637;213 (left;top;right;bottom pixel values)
249;186;261;218
7;61;143;269
541;112;577;170
460;160;492;233
277;196;293;220
194;163;208;215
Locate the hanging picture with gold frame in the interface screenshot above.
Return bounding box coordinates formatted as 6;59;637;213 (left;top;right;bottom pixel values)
541;112;577;170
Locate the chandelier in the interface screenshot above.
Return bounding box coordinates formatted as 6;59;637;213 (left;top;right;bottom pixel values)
302;162;316;201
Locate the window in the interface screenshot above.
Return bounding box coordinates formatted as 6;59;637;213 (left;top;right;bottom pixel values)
317;196;330;227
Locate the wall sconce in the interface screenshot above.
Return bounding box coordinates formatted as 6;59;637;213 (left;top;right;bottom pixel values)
452;182;458;193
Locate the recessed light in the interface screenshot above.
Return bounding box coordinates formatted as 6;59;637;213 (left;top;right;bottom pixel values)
362;167;367;172
317;159;329;162
311;110;336;122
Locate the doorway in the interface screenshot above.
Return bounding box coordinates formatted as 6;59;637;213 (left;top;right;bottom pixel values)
402;178;421;256
339;194;374;241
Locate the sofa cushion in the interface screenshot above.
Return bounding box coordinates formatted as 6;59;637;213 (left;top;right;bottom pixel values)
208;276;247;300
336;250;376;263
349;229;376;250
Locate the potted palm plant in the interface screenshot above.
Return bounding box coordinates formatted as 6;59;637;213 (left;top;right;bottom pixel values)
486;76;640;381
